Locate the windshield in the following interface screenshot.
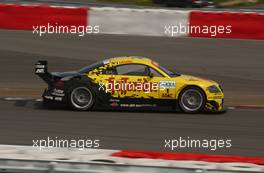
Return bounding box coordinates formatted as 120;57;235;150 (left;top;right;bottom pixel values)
152;61;180;77
159;65;181;77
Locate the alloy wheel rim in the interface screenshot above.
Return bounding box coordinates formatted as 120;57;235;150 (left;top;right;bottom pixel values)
181;89;203;112
71;87;93;109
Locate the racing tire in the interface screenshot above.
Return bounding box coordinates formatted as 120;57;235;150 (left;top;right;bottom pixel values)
68;84;95;111
178;86;206;113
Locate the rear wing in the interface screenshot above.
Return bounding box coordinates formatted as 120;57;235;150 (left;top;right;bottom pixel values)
35;60;52;85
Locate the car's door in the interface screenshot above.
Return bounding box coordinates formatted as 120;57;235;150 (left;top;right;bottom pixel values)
148;66;176;100
113;63;177;100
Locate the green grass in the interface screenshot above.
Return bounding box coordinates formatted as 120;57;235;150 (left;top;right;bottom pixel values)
213;0;264;7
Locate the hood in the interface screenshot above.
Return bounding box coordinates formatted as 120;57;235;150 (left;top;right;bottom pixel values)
176;74;218;86
180;74;213;81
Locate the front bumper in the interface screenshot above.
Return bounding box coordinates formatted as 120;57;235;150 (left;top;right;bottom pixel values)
205;97;224;112
205;84;224;112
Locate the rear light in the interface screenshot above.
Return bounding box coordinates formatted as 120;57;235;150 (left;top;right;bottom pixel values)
53;80;64;89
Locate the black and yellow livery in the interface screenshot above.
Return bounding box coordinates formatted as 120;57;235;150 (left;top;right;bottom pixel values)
35;56;224;113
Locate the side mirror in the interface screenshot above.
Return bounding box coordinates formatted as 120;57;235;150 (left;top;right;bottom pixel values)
149;72;154;78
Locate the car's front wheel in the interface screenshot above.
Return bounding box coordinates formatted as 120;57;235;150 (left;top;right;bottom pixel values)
179;86;206;113
69;85;95;111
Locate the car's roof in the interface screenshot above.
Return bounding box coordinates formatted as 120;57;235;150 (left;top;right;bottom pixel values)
108;56;152;65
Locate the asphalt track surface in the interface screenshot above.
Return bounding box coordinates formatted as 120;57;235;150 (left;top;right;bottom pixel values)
0;30;264;157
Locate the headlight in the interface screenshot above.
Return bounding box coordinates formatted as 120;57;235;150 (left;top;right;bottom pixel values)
207;85;221;93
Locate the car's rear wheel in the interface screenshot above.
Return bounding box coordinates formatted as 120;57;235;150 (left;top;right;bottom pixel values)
69;85;95;111
179;86;206;113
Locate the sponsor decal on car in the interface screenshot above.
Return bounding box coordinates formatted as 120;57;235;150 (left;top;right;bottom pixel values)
159;81;176;89
120;104;157;108
44;95;53;100
110;102;119;107
54;97;63;101
52;89;65;97
161;93;173;98
208;96;223;99
35;68;45;74
118;60;133;64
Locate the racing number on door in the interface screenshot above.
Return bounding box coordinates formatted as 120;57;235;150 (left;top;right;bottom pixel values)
158;80;176;99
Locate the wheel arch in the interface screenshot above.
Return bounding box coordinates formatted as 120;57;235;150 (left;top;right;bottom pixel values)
177;85;207;113
66;78;97;111
64;76;96;101
65;76;94;91
176;84;207;100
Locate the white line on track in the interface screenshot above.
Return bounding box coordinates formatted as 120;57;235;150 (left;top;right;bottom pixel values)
3;97;29;101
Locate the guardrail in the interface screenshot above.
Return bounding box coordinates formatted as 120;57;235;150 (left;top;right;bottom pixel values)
0;159;259;173
0;145;263;172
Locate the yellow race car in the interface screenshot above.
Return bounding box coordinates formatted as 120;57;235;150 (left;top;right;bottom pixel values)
35;56;224;113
